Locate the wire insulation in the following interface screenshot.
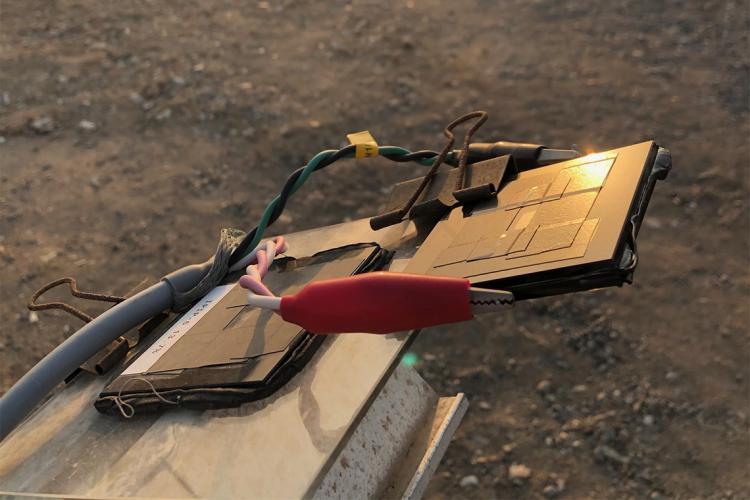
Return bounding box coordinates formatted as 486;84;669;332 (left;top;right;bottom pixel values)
237;236;286;302
0;282;174;441
227;145;444;268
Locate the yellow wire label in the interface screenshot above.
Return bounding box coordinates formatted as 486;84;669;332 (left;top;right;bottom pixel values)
346;130;379;158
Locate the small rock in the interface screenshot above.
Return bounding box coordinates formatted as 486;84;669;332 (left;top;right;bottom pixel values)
308;119;321;128
155;108;172;121
471;452;502;465
543;478;566;498
459;474;479;488
478;401;491;411
645;217;663;229
78;119;96;131
508;463;531;483
643;414;655;426
241;127;256;138
0;244;12;263
40;249;58;263
594;445;629;465
665;371;679;382
29;115;55;134
28;311;39;323
572;384;587;393
536;379;552;394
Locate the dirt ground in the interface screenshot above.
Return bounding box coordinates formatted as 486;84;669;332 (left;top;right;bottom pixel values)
1;0;748;498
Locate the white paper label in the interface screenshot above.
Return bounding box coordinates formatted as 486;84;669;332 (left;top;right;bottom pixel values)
122;284;235;375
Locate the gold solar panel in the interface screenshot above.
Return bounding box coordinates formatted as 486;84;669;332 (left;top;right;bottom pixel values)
405;141;660;296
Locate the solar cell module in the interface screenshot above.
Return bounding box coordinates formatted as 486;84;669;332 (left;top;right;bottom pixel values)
96;245;390;414
405;141;670;298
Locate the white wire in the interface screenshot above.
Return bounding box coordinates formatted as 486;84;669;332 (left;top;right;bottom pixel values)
263;239;277;269
229;235;288;273
237;237;288;310
228;243;265;273
246;294;282;310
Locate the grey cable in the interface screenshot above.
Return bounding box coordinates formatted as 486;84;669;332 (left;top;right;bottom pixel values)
0;282;174;441
0;251;221;441
0;226;244;440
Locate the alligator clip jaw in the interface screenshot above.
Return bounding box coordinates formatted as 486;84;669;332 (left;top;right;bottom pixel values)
468;287;514;314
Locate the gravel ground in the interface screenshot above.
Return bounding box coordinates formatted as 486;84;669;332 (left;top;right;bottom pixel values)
1;0;748;498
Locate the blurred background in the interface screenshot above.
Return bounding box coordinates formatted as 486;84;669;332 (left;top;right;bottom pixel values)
1;0;748;498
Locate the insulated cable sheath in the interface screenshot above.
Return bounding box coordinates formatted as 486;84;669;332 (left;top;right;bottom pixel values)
0;282;174;441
